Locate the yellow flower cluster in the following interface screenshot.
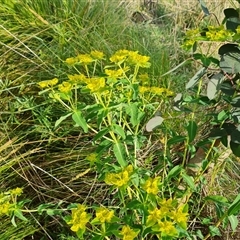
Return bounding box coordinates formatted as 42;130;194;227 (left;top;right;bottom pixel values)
142;176;160;195
58;81;72;93
105;68;124;78
147;199;188;237
95;207;114;223
110;50;151;68
86;77;105;92
85;153;98;164
68;204;91;232
9;187;23;196
65;51;104;65
120;225;139;240
38;78;58;88
68;74;88;84
139;86;174;96
0;188;23;216
105;165;133;188
206;25;233;41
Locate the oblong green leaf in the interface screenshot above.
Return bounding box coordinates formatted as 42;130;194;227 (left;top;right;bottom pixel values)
72;110;88;133
182;172;195;190
228;193;240;216
186;121;197;142
167;165;182;180
186;67;206;89
55;113;72;128
167;136;186;145
113;142;127;167
207;73;224;100
93;128;110;142
113;124;126;139
228;215;238;232
230;141;240;157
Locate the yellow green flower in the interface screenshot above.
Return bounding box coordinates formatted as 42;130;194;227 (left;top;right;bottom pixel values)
110;50;129;64
139;73;149;85
105;69;124;78
120;225;139;240
38;78;58;88
90;50;104;60
68;204;91;232
0;202;11;215
139;86;150;94
158;198;175;215
127;51;151;68
206;25;232;41
86;77;105;92
76;54;94;64
142;176;160;195
95;207;114;223
58;81;72;93
105;165;133;188
65;57;78;65
156;220;178;237
169;205;188;229
147;208;166;226
9;187;23;196
68;74;88;84
85;153;98;164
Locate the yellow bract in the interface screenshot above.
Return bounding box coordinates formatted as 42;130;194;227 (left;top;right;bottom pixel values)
95;207;114;223
68;204;91;232
87;77;105;92
58;81;72;93
105;165;133;188
142;176;160;195
90;50;104;60
157;220;178;237
0;202;11;215
120;225;139;240
38;78;58;88
9;187;23;196
77;54;94;64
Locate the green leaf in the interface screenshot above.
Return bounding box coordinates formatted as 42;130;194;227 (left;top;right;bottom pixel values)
228;215;238;232
93;128;109;142
231;127;240;144
198;0;210;16
113;142;127;167
55;113;72;128
72;110;88;133
232;109;240;123
186;67;206;89
167;165;182;180
186;121;197;142
205;195;229;205
231;96;240;107
218;43;240;55
217;110;228;121
125;103;138;126
112;124;126;139
167;135;186;145
14;209;28;221
226;17;240;31
207;73;224;100
228;193;240;215
182;172;195;191
220;81;236;95
230;141;240;157
209;128;228;139
209;226;221;237
220;52;240;74
224;8;239;19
